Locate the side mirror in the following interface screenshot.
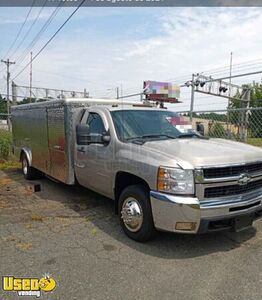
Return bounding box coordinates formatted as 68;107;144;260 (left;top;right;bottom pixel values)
76;124;90;145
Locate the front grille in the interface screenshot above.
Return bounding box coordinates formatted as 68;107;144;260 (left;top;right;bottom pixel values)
204;179;262;198
203;162;262;179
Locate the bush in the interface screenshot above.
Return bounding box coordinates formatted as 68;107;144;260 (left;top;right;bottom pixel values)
0;130;12;160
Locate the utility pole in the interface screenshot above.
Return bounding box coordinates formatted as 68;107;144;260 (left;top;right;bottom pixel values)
239;87;251;143
84;88;89;98
1;58;15;131
227;52;233;136
120;84;123;98
228;52;233;105
116;87;119;99
11;81;17;103
189;74;195;122
29;52;33;103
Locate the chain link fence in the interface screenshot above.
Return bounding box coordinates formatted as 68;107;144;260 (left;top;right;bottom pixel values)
0;113;8;130
1;108;262;147
177;107;262;147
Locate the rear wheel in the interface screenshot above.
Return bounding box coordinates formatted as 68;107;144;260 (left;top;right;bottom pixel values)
21;153;39;180
119;185;157;242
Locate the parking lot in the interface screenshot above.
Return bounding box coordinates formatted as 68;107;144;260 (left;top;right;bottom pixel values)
0;168;261;300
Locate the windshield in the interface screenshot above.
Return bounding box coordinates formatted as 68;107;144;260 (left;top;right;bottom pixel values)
111;110;189;143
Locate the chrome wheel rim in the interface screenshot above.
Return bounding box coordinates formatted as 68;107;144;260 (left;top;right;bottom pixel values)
121;197;143;232
22;157;28;175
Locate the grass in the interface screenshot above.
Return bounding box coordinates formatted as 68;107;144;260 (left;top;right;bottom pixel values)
0;160;20;170
0;129;12;160
0;129;20;170
247;138;262;147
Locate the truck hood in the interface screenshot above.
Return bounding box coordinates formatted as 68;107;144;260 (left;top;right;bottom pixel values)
142;138;262;169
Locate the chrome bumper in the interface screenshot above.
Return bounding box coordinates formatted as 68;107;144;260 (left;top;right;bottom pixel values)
150;191;262;234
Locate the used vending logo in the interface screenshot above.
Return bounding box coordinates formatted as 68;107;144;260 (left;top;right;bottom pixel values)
2;274;56;298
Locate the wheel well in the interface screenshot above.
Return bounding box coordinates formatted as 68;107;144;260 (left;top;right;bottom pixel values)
20;150;25;161
114;172;150;214
20;149;31;165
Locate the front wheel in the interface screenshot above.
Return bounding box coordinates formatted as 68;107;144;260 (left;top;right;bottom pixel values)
119;185;157;242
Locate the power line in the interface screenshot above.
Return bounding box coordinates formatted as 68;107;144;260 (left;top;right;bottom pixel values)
12;0;86;81
166;58;262;84
11;3;62;73
10;0;42;58
1;0;36;60
201;58;262;76
9;0;47;61
199;70;262;83
11;0;52;60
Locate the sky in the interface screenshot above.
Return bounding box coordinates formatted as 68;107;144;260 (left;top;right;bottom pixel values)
0;6;262;111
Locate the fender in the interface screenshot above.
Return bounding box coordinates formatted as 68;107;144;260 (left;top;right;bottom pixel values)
20;147;32;166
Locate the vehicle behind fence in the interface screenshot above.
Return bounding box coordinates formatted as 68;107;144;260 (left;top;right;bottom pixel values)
1;108;262;147
177;107;262;147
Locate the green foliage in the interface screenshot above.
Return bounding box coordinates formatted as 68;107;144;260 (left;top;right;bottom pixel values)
209;122;226;138
0;94;7;114
197;112;227;122
0;160;20;170
229;82;262;139
17;98;37;105
0;129;12;160
229;82;262;109
247;138;262;147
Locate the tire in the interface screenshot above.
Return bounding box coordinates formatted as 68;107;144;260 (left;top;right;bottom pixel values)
118;185;157;242
21;153;39;180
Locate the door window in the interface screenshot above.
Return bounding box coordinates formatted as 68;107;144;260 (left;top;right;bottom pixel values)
86;113;106;134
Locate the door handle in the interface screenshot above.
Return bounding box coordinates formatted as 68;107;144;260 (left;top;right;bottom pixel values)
77;147;86;153
53;145;63;150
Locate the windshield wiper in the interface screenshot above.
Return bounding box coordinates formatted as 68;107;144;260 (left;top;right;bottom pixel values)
177;132;208;139
125;134;176;145
141;134;176;140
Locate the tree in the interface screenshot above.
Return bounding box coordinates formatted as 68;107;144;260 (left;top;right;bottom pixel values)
17;98;35;105
0;94;7;114
229;82;262;138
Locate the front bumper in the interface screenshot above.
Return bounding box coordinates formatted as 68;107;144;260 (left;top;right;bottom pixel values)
150;190;262;234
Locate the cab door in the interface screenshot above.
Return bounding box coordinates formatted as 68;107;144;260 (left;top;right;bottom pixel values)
75;110;113;198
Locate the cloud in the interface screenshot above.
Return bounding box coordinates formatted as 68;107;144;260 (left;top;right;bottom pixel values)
0;7;56;24
4;7;262;110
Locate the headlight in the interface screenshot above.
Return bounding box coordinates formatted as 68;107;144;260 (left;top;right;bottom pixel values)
157;167;194;195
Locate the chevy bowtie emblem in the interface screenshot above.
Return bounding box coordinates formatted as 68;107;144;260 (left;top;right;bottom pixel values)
238;173;251;186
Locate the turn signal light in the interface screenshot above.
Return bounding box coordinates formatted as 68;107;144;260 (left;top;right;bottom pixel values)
175;222;197;231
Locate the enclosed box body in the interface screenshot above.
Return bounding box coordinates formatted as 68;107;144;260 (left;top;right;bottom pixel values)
12;98;125;184
11;99;87;184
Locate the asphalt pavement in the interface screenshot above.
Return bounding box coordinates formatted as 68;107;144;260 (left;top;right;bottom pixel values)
0;168;261;300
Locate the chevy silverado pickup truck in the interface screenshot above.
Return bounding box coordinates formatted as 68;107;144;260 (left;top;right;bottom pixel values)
11;98;262;241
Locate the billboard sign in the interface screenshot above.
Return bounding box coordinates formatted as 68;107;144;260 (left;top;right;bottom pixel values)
143;81;181;103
